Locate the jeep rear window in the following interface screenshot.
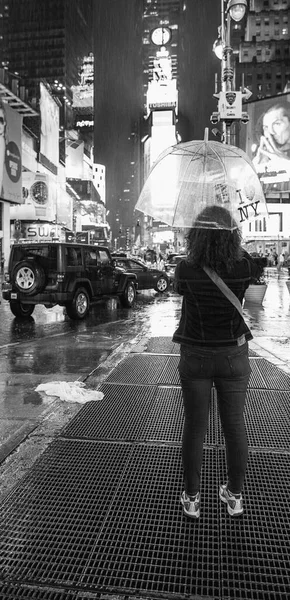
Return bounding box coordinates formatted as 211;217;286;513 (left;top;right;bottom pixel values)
13;245;57;266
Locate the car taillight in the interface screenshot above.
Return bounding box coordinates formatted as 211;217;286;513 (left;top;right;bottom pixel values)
4;272;10;283
57;273;65;282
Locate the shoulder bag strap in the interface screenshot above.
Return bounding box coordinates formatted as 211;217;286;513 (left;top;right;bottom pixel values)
203;265;244;318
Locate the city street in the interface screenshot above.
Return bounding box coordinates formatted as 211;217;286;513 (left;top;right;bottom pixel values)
0;269;290;500
0;286;179;483
1;269;290;600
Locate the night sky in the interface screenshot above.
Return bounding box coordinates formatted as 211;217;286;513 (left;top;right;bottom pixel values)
93;0;220;232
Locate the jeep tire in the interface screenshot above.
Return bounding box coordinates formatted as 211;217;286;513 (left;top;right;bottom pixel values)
155;276;169;293
66;287;90;320
12;260;46;296
120;281;136;308
9;301;35;318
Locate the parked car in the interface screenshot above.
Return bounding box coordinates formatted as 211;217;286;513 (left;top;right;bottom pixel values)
164;254;187;283
2;241;138;320
114;256;169;293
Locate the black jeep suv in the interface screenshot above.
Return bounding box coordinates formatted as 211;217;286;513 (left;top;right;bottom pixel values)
2;242;138;320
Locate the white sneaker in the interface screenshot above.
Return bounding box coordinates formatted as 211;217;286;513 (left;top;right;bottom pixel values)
180;490;200;519
219;484;244;517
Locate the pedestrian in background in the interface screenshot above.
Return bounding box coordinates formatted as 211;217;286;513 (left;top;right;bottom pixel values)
285;254;290;278
173;206;265;519
277;252;285;273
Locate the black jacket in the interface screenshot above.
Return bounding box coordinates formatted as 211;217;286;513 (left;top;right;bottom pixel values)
172;252;264;347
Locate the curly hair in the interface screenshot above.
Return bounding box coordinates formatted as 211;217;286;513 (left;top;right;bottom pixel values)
185;206;243;275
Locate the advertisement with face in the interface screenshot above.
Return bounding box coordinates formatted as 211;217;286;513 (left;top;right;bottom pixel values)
242;94;290;193
0;100;23;203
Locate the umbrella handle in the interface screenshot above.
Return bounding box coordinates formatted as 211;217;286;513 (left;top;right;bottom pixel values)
204;128;209;142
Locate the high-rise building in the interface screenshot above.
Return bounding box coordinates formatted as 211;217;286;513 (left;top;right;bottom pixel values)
236;0;290;99
0;0;93;141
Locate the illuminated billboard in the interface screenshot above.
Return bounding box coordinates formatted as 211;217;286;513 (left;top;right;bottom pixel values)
0;101;22;203
242;93;290;193
39;82;59;170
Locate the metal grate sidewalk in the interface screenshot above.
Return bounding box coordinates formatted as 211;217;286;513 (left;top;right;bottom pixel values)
1;337;290;599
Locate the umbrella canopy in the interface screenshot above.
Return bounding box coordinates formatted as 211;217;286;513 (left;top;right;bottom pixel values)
135;132;268;230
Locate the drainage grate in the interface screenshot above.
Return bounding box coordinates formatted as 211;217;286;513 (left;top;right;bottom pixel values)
61;384;156;441
245;389;290;450
141;385;218;446
0;584;77;600
106;354;168;384
212;388;290;451
253;358;290;390
79;445;221;599
158;355;180;385
1;440;132;586
218;449;290;599
105;356;289;390
248;360;267;388
61;385;218;447
144;336;180;354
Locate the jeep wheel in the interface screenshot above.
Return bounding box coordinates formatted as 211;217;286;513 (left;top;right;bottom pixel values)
120;282;136;308
13;260;46;296
9;301;35;318
66;287;90;320
155;276;169;293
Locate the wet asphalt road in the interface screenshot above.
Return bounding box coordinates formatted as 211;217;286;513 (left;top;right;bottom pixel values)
0;290;180;421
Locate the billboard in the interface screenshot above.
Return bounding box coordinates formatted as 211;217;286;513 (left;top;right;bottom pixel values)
242;94;290;193
66;139;84;179
0;100;22;203
39;82;59;169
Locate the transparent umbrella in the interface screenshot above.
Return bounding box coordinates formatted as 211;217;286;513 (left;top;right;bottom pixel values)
135;129;268;230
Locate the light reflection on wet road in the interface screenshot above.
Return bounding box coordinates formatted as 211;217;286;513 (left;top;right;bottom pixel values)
0;290;181;422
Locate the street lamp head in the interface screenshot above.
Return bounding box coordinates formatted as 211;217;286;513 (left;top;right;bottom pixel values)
226;0;247;22
213;36;223;60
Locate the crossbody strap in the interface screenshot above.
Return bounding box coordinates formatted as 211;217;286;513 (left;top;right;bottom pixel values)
203;265;244;319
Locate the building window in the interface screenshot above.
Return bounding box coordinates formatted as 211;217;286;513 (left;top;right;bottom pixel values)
282;27;288;35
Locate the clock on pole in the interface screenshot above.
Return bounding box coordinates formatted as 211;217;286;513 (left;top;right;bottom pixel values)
150;26;172;46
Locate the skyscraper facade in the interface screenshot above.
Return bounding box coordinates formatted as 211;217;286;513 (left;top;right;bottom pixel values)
237;0;290;99
0;0;93;136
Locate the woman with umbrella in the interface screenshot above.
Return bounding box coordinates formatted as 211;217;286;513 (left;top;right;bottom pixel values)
173;206;266;518
135;132;268;518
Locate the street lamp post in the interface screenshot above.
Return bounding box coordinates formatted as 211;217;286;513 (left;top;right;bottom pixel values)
211;0;251;145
